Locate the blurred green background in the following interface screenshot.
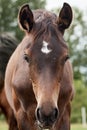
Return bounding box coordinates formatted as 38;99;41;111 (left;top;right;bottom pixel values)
0;0;87;130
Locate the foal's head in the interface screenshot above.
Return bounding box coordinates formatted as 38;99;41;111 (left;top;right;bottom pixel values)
18;3;72;129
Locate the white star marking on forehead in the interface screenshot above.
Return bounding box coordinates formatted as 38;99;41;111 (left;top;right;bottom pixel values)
41;41;52;54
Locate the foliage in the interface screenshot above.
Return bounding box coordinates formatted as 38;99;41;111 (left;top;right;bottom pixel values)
0;0;46;40
0;114;5;121
71;80;87;123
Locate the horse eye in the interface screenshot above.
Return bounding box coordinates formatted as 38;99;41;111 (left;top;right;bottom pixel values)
64;55;70;62
24;54;29;62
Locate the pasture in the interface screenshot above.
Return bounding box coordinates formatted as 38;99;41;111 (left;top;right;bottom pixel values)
0;121;8;130
71;124;87;130
0;121;87;130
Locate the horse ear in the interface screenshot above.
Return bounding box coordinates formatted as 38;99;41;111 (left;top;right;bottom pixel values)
18;4;34;32
58;3;73;33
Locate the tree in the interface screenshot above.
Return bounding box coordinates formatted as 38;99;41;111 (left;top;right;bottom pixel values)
0;0;15;32
0;0;46;40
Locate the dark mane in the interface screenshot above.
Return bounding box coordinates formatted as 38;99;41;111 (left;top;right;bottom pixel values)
0;34;18;90
33;9;57;23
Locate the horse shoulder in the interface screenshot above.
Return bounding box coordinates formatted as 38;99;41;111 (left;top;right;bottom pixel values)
5;41;23;109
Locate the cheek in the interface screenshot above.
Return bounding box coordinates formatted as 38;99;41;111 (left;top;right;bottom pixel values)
56;66;64;82
30;70;39;100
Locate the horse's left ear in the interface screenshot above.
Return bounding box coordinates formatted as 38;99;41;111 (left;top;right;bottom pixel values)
58;3;73;33
18;4;34;32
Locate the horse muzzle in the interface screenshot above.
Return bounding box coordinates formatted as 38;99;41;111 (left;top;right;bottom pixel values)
36;106;59;129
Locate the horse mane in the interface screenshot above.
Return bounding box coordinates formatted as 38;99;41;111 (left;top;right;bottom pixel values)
0;34;18;90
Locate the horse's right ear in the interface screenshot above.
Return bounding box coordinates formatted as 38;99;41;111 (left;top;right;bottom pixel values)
18;4;34;32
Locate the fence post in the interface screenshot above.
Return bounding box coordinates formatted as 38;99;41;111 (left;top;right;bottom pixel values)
81;107;86;127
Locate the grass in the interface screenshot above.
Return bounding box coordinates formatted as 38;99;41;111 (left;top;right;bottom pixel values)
0;121;8;130
71;124;87;130
0;121;87;130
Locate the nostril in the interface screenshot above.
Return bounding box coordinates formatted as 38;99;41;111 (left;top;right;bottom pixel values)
52;108;59;121
36;108;41;121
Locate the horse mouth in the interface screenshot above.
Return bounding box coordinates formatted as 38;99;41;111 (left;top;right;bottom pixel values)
38;124;52;130
37;120;53;130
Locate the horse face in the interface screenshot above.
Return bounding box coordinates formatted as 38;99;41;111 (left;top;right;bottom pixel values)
18;3;72;129
25;31;69;129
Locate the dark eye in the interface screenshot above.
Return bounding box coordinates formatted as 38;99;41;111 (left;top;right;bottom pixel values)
61;55;69;65
64;55;69;62
24;54;29;62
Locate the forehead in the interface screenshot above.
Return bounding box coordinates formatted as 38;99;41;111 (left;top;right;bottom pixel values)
29;36;68;61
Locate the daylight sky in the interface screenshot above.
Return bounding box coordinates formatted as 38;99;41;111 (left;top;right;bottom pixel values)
46;0;87;11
